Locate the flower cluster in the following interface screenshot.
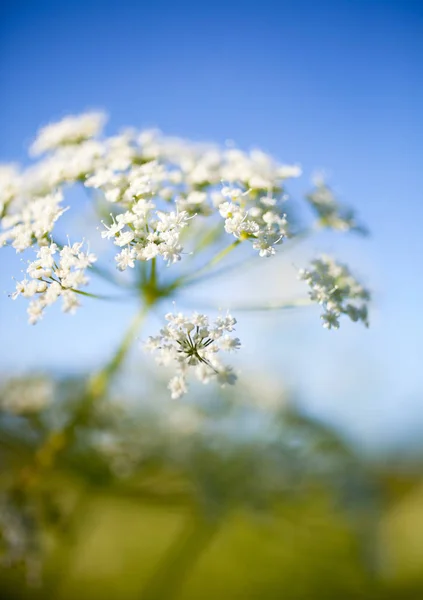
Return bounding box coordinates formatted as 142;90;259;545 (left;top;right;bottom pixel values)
145;312;241;399
0;377;53;415
30;111;106;156
299;256;370;329
12;242;97;324
0;191;67;252
306;176;364;233
216;186;288;257
96;160;193;269
0;112;371;397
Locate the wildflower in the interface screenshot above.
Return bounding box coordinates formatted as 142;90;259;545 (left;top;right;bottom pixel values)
100;204;192;268
306;176;365;233
30;112;107;156
0;110;370;351
299;256;370;329
12;242;97;324
144;312;241;399
0;191;67;252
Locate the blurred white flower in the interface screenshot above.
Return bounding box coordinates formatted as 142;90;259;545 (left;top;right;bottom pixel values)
299;255;370;329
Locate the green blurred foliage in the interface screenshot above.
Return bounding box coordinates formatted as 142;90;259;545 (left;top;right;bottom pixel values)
1;374;423;600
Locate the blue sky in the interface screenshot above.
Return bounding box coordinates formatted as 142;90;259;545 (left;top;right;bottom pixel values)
0;0;422;451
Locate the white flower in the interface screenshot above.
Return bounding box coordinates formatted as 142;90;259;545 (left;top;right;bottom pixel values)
217;185;286;255
141;242;159;261
1;111;371;342
101;218;125;239
299;255;370;329
306;178;364;233
115;248;136;271
114;230;135;247
144;311;240;398
28;299;44;325
30;112;106;156
12;242;96;324
159;239;182;265
168;375;188;400
219;335;241;351
1;192;67;252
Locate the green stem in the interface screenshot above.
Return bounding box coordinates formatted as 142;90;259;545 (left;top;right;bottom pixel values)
88;304;150;395
89;262;132;288
176;239;241;288
140;513;221;600
175;229;313;290
70;288;132;301
51;237;125;288
17;304;150;490
184;298;313;312
150;257;157;287
228;298;314;311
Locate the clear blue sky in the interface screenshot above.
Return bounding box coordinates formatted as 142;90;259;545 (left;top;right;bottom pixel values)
0;0;422;451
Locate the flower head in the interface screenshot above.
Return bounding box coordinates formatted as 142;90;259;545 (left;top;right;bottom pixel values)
30;112;107;156
144;311;241;399
12;241;97;324
299;256;370;329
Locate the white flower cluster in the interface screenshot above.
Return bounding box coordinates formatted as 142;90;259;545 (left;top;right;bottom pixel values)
95;161;193;269
0;164;21;217
145;312;241;399
0;377;53;415
0;113;307;285
299;256;370;329
30;111;106;156
306;176;363;233
0;191;66;252
216;186;288;257
0;112;371;395
12;242;97;324
83;134;298;263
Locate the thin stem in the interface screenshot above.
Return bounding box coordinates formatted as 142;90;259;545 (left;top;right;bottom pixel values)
150;257;157;287
232;298;314;311
70;288;133;302
51;237;128;288
176;229;313;290
140;512;221;600
199;239;241;273
87;304;150;395
183;298;314;312
16;304;150;491
176;239;241;288
89;262;132;288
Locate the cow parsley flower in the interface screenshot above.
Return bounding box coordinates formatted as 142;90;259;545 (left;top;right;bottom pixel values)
103;201;193;268
299;256;370;329
0;191;67;252
216;186;287;256
144;312;240;399
306;176;364;233
0;111;370;347
12;242;97;324
30;112;107;156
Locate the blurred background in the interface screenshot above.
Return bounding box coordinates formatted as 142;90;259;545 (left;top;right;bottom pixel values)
0;1;423;598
